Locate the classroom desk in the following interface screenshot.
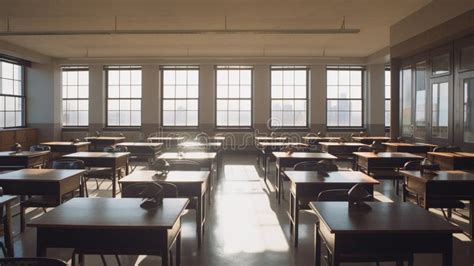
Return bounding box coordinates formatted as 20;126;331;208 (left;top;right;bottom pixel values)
255;136;288;144
120;170;209;248
0;151;50;170
302;136;342;146
383;142;436;154
284;170;378;247
41;141;90;153
29;198;189;266
0;169;85;231
84;136;125;151
319;142;368;168
0;195;17;257
427;152;474;170
352;136;391;145
63;152;130;197
310;202;461;266
147;137;185;150
256;142;309;182
116;142;162;164
273;152;337;204
400;170;474;237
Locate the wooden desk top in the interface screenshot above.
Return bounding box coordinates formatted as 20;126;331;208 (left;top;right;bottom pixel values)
120;170;210;183
0;151;50;157
28;198;189;230
116;142;163;147
309;202;461;234
353;152;423;159
284;170;379;185
272;152;337;160
302;136;342;140
255;137;288;141
0;169;85;182
147;137;185;141
400;170;474;183
158;152;217;160
179;142;222;148
383;142;437;147
41;141;91;146
428;152;474;158
319;142;368;147
257;142;308;147
84;136;126;141
63;152;130;159
352;136;391;141
0;195;17;204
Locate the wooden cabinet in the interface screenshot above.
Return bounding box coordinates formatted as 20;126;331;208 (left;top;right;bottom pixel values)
0;128;38;151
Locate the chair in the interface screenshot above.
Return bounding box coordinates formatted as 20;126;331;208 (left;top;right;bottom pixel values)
0;257;67;266
315;187;411;266
167;159;201;171
402;161;465;221
85;146;128;193
194;133;210;143
19;160;86;232
357;146;374;152
30;145;51;152
29;145;51;168
294;161;318;171
315;160;339;173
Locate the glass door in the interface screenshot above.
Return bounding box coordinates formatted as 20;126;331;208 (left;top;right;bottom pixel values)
428;78;452;145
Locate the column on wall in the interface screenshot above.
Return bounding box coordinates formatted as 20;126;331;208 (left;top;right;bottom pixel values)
310;64;326;133
199;64;214;133
141;65;160;138
27;61;61;141
88;65;105;135
366;64;386;135
390;59;401;139
254;64;271;133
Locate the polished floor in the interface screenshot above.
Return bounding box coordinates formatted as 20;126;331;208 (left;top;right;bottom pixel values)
9;153;474;265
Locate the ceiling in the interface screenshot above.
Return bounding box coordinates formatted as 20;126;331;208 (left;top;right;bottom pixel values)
0;0;432;59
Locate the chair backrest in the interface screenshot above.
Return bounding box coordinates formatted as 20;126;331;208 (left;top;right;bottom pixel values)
122;182;178;198
194;133;209;143
294;161;318;171
103;145;128;153
403;160;422;170
30;145;51;152
358;146;374;152
0;257;67;266
315;160;338;172
317;189;350;201
122;182;163;198
167;159;201;171
51;159;85;169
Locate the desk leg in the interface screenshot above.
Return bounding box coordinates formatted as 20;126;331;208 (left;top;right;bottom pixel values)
293;194;299;247
264;154;267;183
314;223;321;266
4;202;13;257
36;230;47;257
442;235;453;266
112;167;117;198
470;199;474;239
197;192;203;249
176;230;182;266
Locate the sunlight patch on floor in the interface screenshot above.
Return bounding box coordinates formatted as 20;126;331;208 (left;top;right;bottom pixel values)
373;191;394;202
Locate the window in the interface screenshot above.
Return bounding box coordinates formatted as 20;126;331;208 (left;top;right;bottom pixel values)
0;61;24;128
401;67;412;136
216;66;252;127
414;62;427;139
327;66;363;127
161;66;199;127
431;81;449;139
62;67;89;126
385;69;390;127
270;66;308;127
106;66;142;127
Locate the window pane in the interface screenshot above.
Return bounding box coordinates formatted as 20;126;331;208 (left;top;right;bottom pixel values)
326;68;363;127
106;67;142;126
216;67;253;127
271;68;308;127
162;68;200;127
402;68;412;136
463;78;474;143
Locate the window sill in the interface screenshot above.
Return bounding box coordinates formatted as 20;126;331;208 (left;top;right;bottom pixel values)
326;127;366;132
270;127;310;132
161;127;199;131
214;127;254;132
103;127;142;131
62;127;89;131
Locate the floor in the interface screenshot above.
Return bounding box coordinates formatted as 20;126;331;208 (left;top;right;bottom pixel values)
9;153;474;265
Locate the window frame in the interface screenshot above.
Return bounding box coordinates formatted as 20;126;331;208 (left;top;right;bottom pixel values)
326;66;365;129
215;66;254;129
0;59;25;129
105;65;143;128
385;68;391;128
160;66;200;129
61;66;89;128
269;66;310;129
